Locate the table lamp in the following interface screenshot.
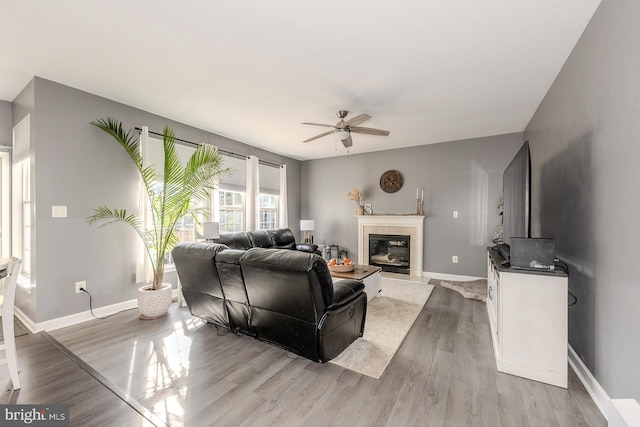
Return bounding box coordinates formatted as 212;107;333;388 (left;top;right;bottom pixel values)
300;220;315;244
203;222;220;241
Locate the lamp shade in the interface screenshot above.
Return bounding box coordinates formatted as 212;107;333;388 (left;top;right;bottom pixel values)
300;220;315;231
203;222;220;239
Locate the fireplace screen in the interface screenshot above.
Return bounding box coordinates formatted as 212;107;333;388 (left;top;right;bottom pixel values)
369;234;410;274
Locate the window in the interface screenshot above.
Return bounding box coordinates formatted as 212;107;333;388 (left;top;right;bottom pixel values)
12;114;32;289
174;215;196;243
0;151;10;258
219;190;244;232
258;194;278;230
13;158;31;277
146;137;211;266
21;160;31;276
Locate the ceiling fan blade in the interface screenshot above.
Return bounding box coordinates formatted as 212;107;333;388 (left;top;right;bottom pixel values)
303;130;334;143
350;126;390;136
301;122;335;128
341;134;353;148
345;114;371;127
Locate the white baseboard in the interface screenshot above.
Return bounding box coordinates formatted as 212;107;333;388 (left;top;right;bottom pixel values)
14;289;182;333
569;350;640;426
423;271;484;282
609;399;640;427
568;344;608;417
14;306;37;333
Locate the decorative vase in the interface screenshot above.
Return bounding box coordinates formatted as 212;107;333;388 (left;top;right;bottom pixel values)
356;205;364;216
137;283;173;319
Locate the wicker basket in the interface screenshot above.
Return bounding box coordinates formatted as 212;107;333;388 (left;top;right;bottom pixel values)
328;263;355;273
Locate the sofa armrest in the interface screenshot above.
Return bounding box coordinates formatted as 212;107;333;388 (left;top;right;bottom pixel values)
295;243;319;254
332;279;365;305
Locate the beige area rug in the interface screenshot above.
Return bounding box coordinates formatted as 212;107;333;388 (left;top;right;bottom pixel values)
330;277;434;379
440;278;487;302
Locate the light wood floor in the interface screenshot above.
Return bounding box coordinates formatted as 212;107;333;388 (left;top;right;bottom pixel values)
1;282;605;426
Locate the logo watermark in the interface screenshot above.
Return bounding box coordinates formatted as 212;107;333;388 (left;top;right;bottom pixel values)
0;405;69;426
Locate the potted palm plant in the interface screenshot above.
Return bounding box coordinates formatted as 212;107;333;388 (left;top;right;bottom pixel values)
87;118;227;319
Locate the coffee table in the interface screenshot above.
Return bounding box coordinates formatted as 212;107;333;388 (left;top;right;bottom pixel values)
330;264;381;301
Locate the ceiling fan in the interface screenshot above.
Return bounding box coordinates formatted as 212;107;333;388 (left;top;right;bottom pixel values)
302;110;390;148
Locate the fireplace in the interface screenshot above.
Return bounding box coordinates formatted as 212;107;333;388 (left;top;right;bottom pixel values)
357;215;425;277
369;234;410;274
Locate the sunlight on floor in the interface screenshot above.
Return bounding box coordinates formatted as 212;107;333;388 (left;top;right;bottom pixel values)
138;316;206;425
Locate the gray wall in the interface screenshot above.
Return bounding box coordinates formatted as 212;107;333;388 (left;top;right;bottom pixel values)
525;0;639;399
15;77;301;323
0;101;11;147
301;133;523;277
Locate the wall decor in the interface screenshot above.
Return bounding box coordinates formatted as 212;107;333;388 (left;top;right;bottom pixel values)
380;170;403;193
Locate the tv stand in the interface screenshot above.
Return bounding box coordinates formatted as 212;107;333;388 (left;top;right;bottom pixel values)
487;247;568;388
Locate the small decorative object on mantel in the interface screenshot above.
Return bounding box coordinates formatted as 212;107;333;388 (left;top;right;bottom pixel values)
416;187;425;215
380;170;403;193
364;203;373;215
347;187;364;215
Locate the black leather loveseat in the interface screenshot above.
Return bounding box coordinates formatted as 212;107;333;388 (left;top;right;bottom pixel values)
172;233;367;363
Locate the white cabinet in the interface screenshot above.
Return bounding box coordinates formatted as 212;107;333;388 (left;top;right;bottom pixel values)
487;249;568;388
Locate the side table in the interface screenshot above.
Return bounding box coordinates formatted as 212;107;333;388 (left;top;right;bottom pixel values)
330;264;381;301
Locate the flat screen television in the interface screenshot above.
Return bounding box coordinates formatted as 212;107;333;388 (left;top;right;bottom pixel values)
500;141;531;258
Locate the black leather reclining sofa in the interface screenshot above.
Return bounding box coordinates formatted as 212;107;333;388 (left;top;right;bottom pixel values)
172;228;367;362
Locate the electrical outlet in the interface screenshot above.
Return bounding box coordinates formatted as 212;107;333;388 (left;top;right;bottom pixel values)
453;210;459;218
452;255;459;263
75;281;87;294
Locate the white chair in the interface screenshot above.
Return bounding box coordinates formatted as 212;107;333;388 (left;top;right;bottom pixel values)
0;257;22;390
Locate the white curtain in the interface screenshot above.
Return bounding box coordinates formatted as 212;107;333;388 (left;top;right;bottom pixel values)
210;175;220;223
278;164;288;228
135;126;153;284
245;155;260;230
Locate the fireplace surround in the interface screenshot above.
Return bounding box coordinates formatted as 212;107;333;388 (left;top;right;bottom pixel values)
357;215;425;277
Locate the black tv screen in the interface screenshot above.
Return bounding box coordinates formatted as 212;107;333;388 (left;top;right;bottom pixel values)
503;141;531;248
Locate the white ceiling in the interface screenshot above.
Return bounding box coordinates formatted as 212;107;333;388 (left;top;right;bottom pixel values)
1;0;600;160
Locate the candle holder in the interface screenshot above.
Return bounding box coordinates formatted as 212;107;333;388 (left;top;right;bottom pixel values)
416;188;425;215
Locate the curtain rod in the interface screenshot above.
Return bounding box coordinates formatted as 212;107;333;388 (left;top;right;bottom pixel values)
135;127;283;168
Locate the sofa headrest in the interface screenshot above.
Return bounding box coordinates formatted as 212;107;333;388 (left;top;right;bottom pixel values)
247;230;274;248
214;249;245;265
214;232;253;250
172;242;229;258
267;228;297;248
240;248;334;307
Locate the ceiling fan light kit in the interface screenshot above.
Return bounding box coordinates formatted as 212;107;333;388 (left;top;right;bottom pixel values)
302;110;390;148
336;130;350;141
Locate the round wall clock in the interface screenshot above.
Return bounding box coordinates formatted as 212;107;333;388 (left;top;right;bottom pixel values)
380;170;403;193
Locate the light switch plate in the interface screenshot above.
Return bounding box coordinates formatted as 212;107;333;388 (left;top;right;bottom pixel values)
52;205;67;218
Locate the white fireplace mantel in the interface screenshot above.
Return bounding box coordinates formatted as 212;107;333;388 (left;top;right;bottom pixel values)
357;215;425;277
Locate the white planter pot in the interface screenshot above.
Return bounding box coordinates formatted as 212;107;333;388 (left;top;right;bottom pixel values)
138;283;173;319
